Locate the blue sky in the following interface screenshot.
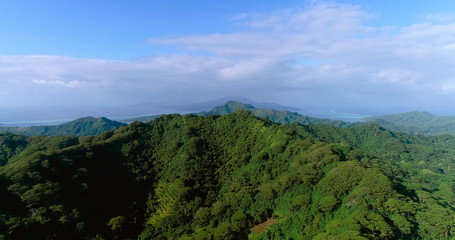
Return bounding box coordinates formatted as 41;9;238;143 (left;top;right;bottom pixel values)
2;0;455;120
2;0;452;59
0;0;307;59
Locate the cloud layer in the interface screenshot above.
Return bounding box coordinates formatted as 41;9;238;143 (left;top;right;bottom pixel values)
3;1;455;115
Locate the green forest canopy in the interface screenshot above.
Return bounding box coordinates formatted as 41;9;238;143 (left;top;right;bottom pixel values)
0;101;352;138
0;117;126;138
362;111;455;135
1;111;455;239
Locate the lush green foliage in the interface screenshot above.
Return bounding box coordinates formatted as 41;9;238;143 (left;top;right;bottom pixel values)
126;101;354;128
0;133;29;166
1;111;455;239
362;111;455;135
121;115;161;124
199;101;354;128
0;117;127;137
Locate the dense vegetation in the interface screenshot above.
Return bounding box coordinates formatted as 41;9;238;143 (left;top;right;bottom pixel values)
362;111;455;135
0;117;127;137
1;110;455;239
121;115;161;124
122;101;354;128
198;101;355;128
0;100;353;139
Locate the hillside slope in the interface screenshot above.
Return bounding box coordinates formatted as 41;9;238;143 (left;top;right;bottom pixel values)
0;117;127;137
0;112;454;239
362;111;455;135
198;101;355;128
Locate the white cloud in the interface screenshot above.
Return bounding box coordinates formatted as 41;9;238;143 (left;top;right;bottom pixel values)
148;2;455;107
370;69;419;85
4;1;455;114
32;79;82;87
217;59;273;80
425;13;455;23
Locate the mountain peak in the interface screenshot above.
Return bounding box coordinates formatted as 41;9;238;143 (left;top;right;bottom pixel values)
224;101;255;109
207;101;255;115
363;111;436;122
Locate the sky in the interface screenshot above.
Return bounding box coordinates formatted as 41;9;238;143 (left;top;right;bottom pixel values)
2;0;455;120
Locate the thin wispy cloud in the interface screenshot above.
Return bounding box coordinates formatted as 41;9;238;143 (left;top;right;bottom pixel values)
425;12;455;23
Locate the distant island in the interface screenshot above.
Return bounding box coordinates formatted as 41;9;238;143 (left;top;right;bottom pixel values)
361;111;455;135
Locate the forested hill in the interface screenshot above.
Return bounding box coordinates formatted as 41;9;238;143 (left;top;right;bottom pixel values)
1;111;455;239
120;114;161;124
0;117;127;137
198;101;355;128
362;111;455;135
119;100;355;128
0;101;352;138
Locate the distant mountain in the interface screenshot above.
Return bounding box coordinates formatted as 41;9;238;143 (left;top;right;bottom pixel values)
0;101;357;138
123;101;355;127
199;101;255;115
0;116;127;137
361;111;455;135
120;114;161;124
166;97;300;112
198;101;355;127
